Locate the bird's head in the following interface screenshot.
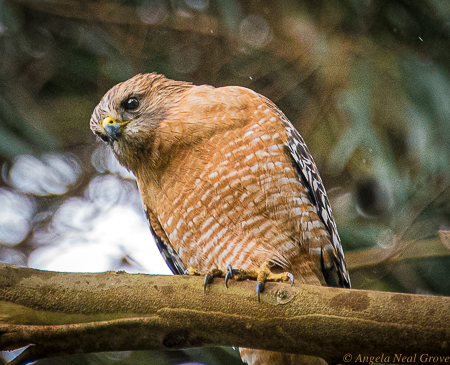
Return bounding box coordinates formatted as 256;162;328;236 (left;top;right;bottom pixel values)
90;73;192;170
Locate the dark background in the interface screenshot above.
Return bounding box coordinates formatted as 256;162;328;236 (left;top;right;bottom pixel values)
1;0;449;364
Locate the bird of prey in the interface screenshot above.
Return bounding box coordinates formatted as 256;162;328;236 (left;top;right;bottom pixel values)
90;73;350;365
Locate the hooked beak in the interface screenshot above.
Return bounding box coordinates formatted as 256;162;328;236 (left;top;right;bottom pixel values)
102;116;130;141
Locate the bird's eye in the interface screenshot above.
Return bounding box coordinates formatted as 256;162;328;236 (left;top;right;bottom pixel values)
123;97;139;111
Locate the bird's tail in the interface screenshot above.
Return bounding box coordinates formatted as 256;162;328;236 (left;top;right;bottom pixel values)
239;348;328;365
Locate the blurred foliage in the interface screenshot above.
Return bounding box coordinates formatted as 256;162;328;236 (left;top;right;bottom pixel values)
1;0;450;364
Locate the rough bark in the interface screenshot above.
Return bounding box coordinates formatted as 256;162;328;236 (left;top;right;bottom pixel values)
0;263;449;365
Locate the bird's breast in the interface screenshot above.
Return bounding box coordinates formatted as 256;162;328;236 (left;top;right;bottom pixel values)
148;111;328;272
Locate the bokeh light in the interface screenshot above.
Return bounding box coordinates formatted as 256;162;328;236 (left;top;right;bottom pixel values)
6;153;81;196
29;154;171;274
185;0;209;12
0;188;36;245
91;145;135;179
239;15;273;48
138;0;168;25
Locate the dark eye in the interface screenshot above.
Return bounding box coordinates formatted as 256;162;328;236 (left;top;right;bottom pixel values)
122;97;139;111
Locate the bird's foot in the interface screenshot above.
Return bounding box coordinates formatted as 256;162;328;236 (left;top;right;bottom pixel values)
186;267;226;292
252;263;294;302
189;264;293;301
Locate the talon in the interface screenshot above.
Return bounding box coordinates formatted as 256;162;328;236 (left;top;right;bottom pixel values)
287;272;294;286
204;273;212;292
225;264;233;288
256;282;265;302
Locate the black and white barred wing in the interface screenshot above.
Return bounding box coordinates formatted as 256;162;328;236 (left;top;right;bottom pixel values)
143;205;187;276
284;122;351;288
261;96;351;288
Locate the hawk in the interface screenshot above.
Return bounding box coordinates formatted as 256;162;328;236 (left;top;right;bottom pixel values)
90;73;350;365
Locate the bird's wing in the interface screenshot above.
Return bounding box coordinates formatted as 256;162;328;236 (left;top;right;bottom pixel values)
261;97;351;288
144;205;187;275
284;121;350;288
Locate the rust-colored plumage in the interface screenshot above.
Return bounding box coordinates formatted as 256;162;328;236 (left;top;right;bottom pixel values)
90;73;350;365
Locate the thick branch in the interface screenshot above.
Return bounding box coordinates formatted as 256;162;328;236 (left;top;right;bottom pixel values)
0;263;449;364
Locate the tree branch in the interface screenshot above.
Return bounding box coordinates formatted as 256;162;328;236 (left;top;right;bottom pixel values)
0;263;449;365
345;237;450;269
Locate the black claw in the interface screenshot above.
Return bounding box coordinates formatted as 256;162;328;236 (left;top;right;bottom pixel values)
204;273;212;292
287;272;294;286
225;264;233;288
256;282;265;302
